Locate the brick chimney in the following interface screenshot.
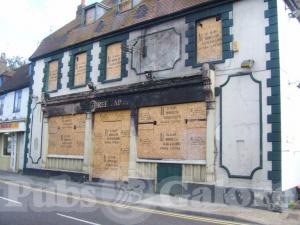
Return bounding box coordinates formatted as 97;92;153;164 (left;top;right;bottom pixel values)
76;0;86;18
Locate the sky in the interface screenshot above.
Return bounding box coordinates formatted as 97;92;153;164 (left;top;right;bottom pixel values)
0;0;96;61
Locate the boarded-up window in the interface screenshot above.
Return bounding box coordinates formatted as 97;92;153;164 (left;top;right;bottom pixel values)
106;42;122;80
74;52;87;86
118;0;132;13
92;110;130;181
48;60;58;91
138;102;207;160
85;8;95;25
48;114;86;156
197;17;222;63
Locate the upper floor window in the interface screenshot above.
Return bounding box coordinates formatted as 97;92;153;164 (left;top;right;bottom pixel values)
0;95;4;115
48;60;59;92
118;0;132;13
106;42;122;81
74;52;87;87
13;90;22;113
196;16;222;63
85;7;96;25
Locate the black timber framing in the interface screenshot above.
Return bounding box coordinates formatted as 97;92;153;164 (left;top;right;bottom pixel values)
43;75;207;117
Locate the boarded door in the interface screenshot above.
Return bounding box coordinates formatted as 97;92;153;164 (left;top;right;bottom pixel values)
92;110;130;181
157;164;182;195
138;102;207;160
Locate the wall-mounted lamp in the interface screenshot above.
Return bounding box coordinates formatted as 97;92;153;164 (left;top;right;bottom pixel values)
88;81;96;92
31;94;39;102
145;71;154;81
241;59;255;69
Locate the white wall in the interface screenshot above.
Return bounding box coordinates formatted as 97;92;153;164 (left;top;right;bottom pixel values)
277;0;300;191
214;0;272;191
26;60;45;168
28;0;273;191
0;87;29;122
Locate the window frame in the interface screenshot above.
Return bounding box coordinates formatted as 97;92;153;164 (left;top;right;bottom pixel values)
185;4;234;68
98;34;129;84
73;52;88;87
0;95;4;116
43;54;63;93
13;89;22;113
67;44;93;89
118;0;133;13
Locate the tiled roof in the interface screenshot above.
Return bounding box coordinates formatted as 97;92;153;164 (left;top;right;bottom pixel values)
30;0;217;60
0;64;30;94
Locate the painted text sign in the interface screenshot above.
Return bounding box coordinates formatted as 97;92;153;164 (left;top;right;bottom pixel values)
197;17;222;63
74;52;87;86
138;102;207;160
48;114;86;156
106;42;122;80
48;60;58;91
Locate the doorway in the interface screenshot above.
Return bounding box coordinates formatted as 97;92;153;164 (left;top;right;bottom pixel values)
157;163;182;196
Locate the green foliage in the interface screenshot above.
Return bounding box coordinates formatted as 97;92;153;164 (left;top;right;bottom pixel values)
288;201;300;209
0;52;26;71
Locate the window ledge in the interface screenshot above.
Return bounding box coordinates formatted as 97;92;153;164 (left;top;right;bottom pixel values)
47;155;84;160
136;159;206;165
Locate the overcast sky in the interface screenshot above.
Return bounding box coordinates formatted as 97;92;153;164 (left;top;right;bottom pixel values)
0;0;96;61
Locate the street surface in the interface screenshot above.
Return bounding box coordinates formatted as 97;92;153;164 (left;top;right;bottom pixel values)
0;180;251;225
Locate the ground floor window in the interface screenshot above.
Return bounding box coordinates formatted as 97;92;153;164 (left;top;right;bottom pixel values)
137;102;207;161
48;114;86;156
2;133;11;156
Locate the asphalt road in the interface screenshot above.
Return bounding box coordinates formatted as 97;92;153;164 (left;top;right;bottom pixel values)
0;181;250;225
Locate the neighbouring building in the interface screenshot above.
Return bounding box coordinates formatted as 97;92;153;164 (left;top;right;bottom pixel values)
0;64;30;172
26;0;300;209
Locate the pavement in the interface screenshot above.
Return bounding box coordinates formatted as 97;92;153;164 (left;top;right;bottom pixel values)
0;171;299;225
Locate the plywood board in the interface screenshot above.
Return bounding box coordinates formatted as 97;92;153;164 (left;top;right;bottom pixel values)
106;42;122;80
119;0;132;12
48;60;58;91
197;17;222;63
74;52;87;86
48;114;86;156
85;8;95;25
138;102;207;160
92;110;130;181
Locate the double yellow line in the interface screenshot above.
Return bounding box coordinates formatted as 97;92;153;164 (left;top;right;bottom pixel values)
0;179;250;225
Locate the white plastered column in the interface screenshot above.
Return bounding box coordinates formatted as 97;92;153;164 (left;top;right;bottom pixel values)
128;110;137;178
41;116;49;168
84;112;93;175
206;69;216;183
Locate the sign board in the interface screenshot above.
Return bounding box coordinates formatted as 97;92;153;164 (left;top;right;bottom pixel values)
74;52;87;86
0;122;19;129
48;114;86;156
48;60;58;91
138;102;207;160
106;42;122;80
197;17;222;63
92;110;130;181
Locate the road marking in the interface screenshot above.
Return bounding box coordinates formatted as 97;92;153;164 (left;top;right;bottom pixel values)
0;196;22;205
0;179;249;225
57;213;101;225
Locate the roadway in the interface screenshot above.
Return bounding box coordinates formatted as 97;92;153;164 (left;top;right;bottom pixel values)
0;180;251;225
